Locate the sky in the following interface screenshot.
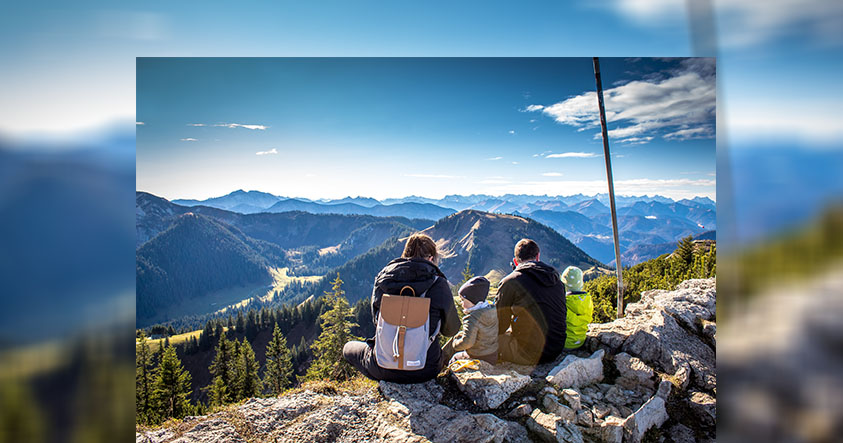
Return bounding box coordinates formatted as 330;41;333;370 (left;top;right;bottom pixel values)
1;0;840;149
137;57;715;201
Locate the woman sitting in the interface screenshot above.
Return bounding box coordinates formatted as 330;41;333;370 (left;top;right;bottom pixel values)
342;233;460;383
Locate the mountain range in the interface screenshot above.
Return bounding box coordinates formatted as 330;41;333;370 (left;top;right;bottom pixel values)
136;192;610;325
166;190;714;266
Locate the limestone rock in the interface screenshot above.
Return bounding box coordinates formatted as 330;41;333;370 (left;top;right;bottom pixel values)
560;388;582;411
526;409;584;443
541;394;576;421
506;404;532;419
170;418;246;443
592;403;611;419
688;390;716;427
545;349;604;388
701;320;716;342
588;278;716;391
668;423;696;443
614;352;655;390
504;420;531;443
576;409;594;427
377;401;511;443
379;379;443;408
622;394;670;443
603;385;627;406
449;360;532;410
583;416;624;443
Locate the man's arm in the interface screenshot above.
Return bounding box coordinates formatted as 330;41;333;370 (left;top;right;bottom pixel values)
497;280;515;335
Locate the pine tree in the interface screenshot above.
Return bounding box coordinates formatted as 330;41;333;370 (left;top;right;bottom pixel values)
236;311;246;334
208;334;235;404
151;345;192;420
461;257;474;284
209;376;227;407
235;339;262;400
264;323;294;395
246;310;259;341
675;235;695;267
136;332;155;423
305;273;358;381
199;321;213;351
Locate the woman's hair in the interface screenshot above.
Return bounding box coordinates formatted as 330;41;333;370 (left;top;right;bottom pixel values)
402;233;439;261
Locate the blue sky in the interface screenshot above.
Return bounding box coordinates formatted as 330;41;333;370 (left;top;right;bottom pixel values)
2;0;840;149
136;57;715;201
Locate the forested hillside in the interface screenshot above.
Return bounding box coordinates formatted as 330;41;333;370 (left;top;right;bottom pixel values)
585;236;716;322
136;213;287;323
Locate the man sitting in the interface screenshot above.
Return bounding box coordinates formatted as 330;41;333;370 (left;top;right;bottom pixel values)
496;239;567;365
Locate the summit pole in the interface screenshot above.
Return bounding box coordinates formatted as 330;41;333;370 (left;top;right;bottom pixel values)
593;57;625;319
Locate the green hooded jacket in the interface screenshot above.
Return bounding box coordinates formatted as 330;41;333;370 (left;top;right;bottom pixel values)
564;291;593;349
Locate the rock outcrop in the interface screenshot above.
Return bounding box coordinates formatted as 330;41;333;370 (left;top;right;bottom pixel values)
449;361;532;410
136;278;716;442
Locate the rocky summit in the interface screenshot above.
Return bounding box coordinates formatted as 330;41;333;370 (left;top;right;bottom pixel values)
136;278;716;442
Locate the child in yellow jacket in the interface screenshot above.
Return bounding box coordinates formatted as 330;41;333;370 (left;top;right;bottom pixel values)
561;266;593;350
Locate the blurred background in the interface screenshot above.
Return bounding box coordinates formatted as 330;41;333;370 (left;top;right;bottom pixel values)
0;0;841;441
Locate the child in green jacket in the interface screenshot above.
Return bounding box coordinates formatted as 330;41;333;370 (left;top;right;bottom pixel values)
561;266;593;350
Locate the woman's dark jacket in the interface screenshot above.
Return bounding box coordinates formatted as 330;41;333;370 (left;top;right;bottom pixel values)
370;257;460;378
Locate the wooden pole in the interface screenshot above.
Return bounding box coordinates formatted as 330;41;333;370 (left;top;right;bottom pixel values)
592;57;625;319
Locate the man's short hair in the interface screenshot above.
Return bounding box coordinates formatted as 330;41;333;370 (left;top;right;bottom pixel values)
514;238;540;262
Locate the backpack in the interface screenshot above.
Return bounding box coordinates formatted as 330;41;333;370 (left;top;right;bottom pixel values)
374;277;440;370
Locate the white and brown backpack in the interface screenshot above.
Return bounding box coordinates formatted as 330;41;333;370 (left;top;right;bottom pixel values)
374;277;439;370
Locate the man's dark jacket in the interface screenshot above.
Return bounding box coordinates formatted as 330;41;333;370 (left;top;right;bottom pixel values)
496;260;567;363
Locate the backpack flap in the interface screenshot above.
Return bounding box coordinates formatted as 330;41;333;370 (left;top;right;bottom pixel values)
378;295;430;370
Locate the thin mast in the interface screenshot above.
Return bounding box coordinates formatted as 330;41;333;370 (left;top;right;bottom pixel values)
592;57;625;319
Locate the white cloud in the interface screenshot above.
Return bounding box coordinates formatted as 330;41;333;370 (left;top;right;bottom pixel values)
546;152;598;158
526;61;715;144
404;174;460;179
664;127;713;141
187;123;206;127
618;136;654;144
508;130;516;135
542;172;563;177
180;138;198;142
255;148;278;155
136;121;145;125
521;104;544;112
511;161;519;165
215;123;269;130
486;156;503;161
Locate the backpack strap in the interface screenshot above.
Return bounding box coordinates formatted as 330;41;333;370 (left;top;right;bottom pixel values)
421;276;441;342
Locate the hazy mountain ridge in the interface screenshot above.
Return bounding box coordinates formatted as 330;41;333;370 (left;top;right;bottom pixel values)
137;191;433;249
164;190;714;266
